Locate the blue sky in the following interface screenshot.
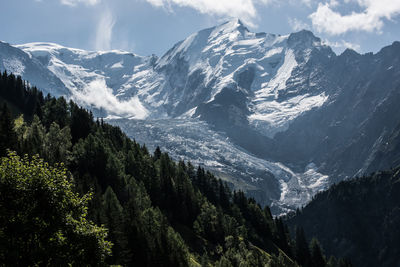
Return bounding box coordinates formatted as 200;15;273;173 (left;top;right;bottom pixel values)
1;0;400;56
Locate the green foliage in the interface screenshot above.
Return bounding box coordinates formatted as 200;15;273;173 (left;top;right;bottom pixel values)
123;179;189;266
44;122;72;165
69;101;94;144
215;236;298;267
42;96;69;129
100;187;125;265
0;151;111;266
0;104;17;156
0;71;44;118
154;145;161;160
21;115;46;156
194;201;238;245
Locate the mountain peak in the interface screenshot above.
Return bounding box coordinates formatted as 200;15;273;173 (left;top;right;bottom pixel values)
288;30;318;42
287;29;322;49
217;18;249;34
228;18;244;26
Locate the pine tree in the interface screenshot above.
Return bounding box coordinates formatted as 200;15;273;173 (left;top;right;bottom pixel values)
0;104;17;156
101;187;126;264
295;226;311;266
275;218;292;257
44;122;72;165
153;146;162;160
23;115;46;156
310;238;326;267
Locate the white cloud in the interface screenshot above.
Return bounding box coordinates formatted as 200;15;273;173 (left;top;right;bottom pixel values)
94;9;115;50
144;0;272;26
323;39;361;51
310;0;400;35
299;0;314;8
60;0;100;6
288;18;311;31
329;0;339;7
146;0;165;7
73;79;148;119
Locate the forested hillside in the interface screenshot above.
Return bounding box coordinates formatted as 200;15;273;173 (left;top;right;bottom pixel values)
0;71;348;266
287;168;400;267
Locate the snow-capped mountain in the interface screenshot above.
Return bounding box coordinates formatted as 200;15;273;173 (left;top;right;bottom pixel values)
10;19;332;131
0;41;68;96
15;42;151;119
149;19;333;137
1;19;399;214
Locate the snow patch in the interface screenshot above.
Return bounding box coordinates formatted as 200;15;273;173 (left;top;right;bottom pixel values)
110;61;123;69
274;163;329;216
249;93;329;137
3;58;25;76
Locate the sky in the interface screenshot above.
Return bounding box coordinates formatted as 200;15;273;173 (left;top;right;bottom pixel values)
1;0;400;56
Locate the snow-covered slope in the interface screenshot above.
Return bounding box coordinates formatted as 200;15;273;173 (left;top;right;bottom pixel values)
0;41;68;96
15;42;151;119
138;19;333;137
1;19;399;214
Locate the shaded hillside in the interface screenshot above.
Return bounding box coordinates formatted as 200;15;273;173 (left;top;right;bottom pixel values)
273;42;400;182
287;168;400;267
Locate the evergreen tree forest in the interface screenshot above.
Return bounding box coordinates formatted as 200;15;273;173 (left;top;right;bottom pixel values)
287;167;400;267
0;71;350;266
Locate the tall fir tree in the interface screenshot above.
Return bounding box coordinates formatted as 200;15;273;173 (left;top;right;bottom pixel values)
295;226;311;266
0;104;17;156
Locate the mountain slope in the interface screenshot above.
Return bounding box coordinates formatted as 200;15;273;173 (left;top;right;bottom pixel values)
15;42;151;119
0;41;68;96
286;167;400;267
272;42;400;181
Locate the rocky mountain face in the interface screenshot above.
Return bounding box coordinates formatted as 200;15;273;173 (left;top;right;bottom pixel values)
1;19;399;214
272;42;400;181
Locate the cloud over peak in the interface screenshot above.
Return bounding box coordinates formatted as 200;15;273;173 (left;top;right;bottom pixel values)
310;0;400;35
94;9;115;51
60;0;100;6
145;0;271;27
